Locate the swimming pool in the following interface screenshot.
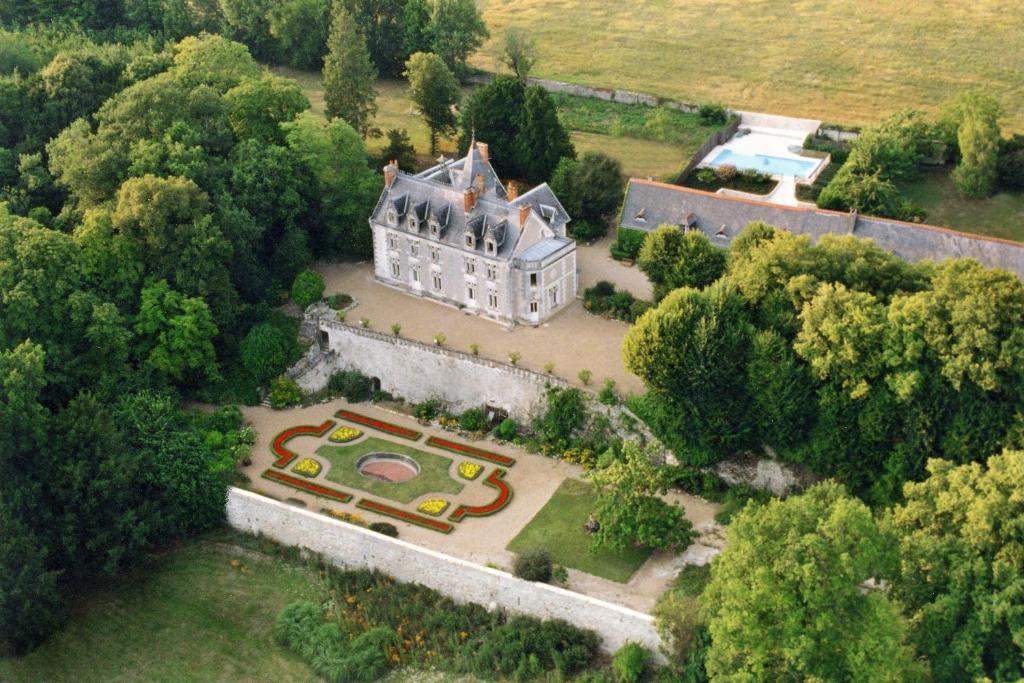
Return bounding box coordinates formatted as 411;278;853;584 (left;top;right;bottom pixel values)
709;149;819;178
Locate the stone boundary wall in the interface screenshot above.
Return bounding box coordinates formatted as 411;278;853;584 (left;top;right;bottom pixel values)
467;73;700;113
674;117;742;184
225;488;665;659
294;316;570;417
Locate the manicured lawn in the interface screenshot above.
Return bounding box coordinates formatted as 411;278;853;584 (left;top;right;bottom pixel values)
471;0;1024;132
317;436;464;503
0;538;321;683
898;169;1024;243
507;478;651;583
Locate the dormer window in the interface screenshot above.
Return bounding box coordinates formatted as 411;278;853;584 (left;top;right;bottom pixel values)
408;215;418;231
485;238;496;255
429;220;440;237
387;208;397;226
465;233;475;249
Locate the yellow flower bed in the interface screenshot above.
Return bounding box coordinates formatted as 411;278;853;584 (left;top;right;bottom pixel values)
329;426;363;443
292;458;322;478
416;498;450;516
458;461;482;480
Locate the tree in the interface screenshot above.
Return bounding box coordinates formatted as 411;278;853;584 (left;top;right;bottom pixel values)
885;452;1024;682
378;128;417;170
343;0;411;77
502;27;537;79
953;110;1000;198
516;85;574;183
623;282;754;463
241;323;295;383
322;1;378;136
402;0;433;58
224;75;310;143
170;33;261;91
703;482;925;682
429;0;488;77
589;442;695;552
134;279;220;384
746;329;815;449
267;0;330;69
638;227;725;299
404;51;460;155
291;268;325;308
458;75;525;176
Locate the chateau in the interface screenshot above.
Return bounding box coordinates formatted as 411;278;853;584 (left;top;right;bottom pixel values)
370;142;577;325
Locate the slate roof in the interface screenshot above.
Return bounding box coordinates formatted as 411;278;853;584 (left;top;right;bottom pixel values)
620;179;1024;278
515;237;574;265
373;144;572;261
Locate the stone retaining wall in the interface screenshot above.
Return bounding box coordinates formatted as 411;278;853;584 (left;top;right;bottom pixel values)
226;487;665;659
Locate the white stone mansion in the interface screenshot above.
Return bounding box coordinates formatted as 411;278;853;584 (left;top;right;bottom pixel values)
370;142;577;325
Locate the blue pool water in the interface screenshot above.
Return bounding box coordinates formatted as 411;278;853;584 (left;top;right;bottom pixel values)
710;149;818;178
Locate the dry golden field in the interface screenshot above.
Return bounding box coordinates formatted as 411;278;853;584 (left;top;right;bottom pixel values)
472;0;1024;131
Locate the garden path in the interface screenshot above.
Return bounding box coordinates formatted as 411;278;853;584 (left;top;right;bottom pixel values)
241;398;721;612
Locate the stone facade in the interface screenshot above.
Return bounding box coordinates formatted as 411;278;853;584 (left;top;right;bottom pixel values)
371;142;578;326
226;488;666;659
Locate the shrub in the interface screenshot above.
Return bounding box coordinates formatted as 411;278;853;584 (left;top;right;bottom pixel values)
414;398;445;421
459;408;488;432
241;322;294;384
368;521;398;537
469;342;480;355
653;592;702;664
328;369;373;403
328;293;353;309
359;317;370;328
274;601;323;648
433;332;446;346
695;167;717;184
495;417;518;441
613;228;647;261
513;549;553;582
598;379;618;405
592;280;616;297
291;269;325;309
578;369;593;386
508;351;522;365
544;361;555;374
714;163;737;181
461;616;599;677
269;377;302;408
697;102;728;126
612;642;650;683
390;323;401;336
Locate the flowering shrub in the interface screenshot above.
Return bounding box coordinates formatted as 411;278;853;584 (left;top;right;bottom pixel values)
356;499;454;534
560;448;598;469
458;461;482;480
417;499;450;516
261;469;353;503
329;426;363;443
292;458;322;478
438;415;460;431
322;508;368;526
426;436;516;466
337;409;422;441
449;469;513;521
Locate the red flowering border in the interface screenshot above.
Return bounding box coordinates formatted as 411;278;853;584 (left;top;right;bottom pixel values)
261;469;353;503
272;420;336;468
336;410;422;441
426;436;516;466
356;499;454;534
449;469;512;522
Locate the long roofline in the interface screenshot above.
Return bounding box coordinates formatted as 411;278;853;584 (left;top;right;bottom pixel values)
627;178;1024;250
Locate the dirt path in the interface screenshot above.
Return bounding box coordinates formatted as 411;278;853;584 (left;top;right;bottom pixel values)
241;399;721;613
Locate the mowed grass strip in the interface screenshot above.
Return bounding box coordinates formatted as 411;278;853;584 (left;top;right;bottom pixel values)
0;540;322;683
507;478;651;583
898;169;1024;243
317;436;463;503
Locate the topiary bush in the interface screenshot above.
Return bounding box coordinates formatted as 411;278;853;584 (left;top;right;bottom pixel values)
495;417;518;441
513;549;553;582
612;642;650;683
241;322;294;384
459;407;488;432
291;269;325;310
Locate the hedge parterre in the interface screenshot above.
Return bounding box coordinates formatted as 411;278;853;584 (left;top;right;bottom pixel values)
336;409;422;441
261;469;353;503
272;420;336;468
449;469;512;522
426;436;516;467
356;498;454;534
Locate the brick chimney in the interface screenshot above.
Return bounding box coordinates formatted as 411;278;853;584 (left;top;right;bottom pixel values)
475;173;486;195
476;141;489;162
519;203;531;227
507;181;518;201
383;160;398;188
463;187;478;213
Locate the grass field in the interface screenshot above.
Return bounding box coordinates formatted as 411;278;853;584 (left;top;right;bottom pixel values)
271;66;692;178
0;539;321;682
507;478;651;583
317;436;463;503
898;169;1024;242
472;0;1024;132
